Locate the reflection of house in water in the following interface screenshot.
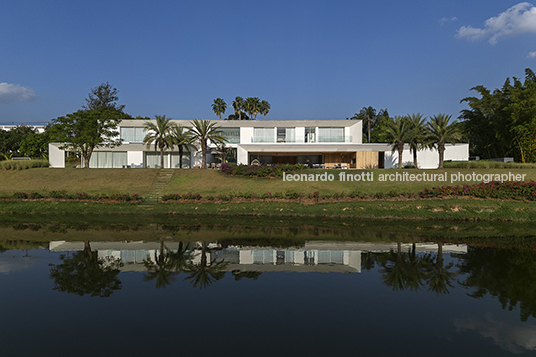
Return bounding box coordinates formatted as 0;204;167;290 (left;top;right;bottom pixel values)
49;241;467;274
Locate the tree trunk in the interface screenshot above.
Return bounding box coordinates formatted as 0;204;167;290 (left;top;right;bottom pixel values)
201;142;207;169
367;116;371;143
413;148;418;169
438;145;444;169
179;146;183;169
398;147;403;169
160;145;164;169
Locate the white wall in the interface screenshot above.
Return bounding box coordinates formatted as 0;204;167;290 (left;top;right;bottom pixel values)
48;144;65;168
384;144;469;169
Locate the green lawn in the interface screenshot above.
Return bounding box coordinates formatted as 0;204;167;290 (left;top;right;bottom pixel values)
0;168;159;196
1;166;535;197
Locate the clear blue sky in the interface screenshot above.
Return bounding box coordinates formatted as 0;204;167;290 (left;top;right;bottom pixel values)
1;0;535;125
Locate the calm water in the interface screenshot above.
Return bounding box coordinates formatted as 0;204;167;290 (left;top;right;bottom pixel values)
1;226;536;356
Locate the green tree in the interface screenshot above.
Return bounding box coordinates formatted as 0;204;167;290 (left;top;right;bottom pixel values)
382;115;411;169
188;119;228;169
83;82;125;111
245;97;261;120
19;131;50;158
171;125;193;169
406;113;428;169
460;68;536;162
232;96;245;120
0;125;37;155
49;109;123;168
212;98;227;120
49;241;123;297
352;106;376;143
259;100;271;118
143;115;178;169
427;114;461;169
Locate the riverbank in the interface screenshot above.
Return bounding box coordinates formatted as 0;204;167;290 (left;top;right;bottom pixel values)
1;197;536;222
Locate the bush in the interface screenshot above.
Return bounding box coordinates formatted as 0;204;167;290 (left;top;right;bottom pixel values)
0;159;49;170
220;163;307;177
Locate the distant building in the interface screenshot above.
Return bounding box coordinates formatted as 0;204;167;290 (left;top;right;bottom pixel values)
49;119;468;169
0;124;45;134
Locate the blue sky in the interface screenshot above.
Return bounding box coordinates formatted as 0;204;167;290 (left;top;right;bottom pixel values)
1;0;535;125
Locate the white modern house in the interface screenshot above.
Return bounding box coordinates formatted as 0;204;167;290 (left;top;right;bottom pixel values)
49;119;468;169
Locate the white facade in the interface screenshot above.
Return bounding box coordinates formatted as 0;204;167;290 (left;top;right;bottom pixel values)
48;119;468;169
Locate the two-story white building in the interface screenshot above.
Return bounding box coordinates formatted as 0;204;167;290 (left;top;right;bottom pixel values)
49;119;468;169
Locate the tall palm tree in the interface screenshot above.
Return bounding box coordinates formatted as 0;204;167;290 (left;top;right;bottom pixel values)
143;115;178;169
189;119;228;169
259;100;271;118
232;96;245;120
383;116;411;169
171;125;193;169
406;113;428;169
245;97;261;120
427;114;461;169
211;98;227;120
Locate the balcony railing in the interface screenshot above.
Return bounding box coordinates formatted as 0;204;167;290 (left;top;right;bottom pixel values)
251;136;353;143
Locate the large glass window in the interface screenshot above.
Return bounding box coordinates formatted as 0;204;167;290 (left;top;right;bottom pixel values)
89;152;127;168
120;127;147;143
277;128;295;143
318;127;345;142
219;128;240;144
171;153;191;168
305;127;316;143
253;128;275;143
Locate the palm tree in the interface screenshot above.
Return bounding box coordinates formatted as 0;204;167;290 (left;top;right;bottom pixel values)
211;98;227;120
383;115;411;169
171;125;193;169
189;119;228;169
259;100;271;118
406;113;428;169
352;106;377;143
245;97;261;120
143;115;178;169
232;96;245;120
427;114;461;169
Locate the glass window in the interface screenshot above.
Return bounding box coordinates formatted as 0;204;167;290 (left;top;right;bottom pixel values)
305;127;316;143
89;151;127;168
318;127;345;142
253;128;275;143
219;128;240;144
120;127;147;143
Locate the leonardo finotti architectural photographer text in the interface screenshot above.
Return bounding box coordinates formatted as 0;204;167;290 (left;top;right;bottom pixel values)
282;171;527;184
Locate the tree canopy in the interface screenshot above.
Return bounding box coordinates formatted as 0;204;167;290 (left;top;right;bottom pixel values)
83;82;125;111
49;108;124;168
460;68;536;162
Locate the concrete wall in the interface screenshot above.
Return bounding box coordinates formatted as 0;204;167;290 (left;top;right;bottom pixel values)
48;143;65;168
384;144;469;169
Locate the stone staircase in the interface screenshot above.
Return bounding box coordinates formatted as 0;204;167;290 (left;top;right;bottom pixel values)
142;169;174;204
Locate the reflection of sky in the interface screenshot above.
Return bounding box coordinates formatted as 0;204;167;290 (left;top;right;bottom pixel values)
454;315;536;354
0;251;39;274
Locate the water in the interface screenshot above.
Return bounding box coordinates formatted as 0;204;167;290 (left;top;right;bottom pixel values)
1;223;535;356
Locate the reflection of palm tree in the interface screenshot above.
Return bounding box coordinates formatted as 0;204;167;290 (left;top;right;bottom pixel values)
184;241;228;289
143;240;178;288
379;241;428;291
49;241;123;297
424;242;457;294
380;242;407;291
